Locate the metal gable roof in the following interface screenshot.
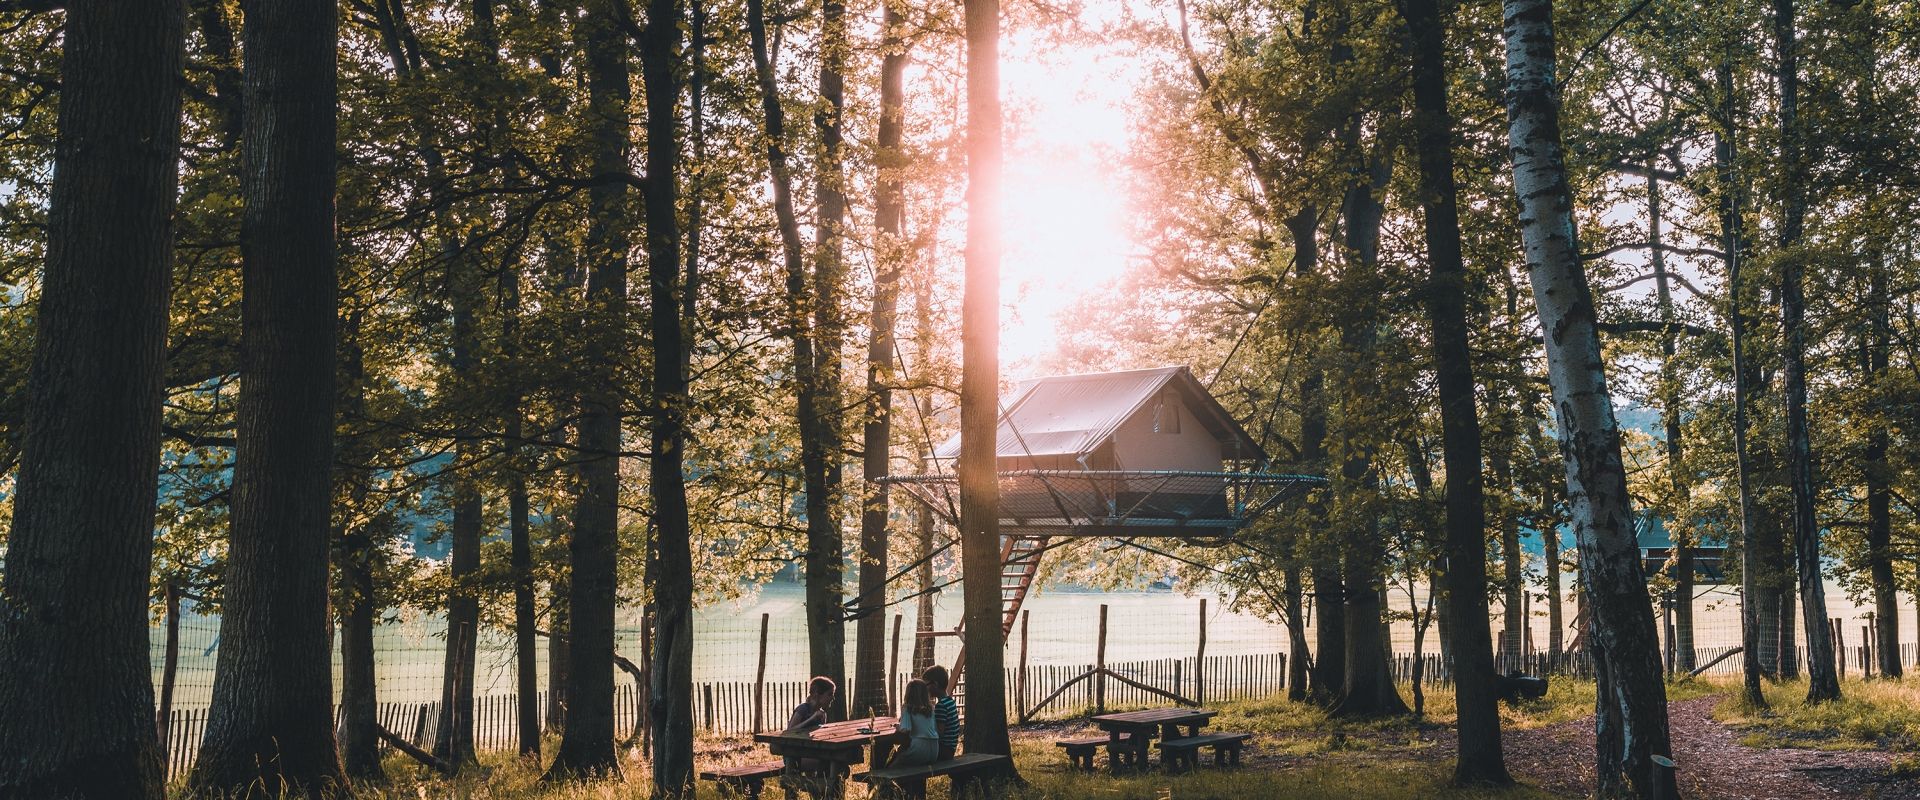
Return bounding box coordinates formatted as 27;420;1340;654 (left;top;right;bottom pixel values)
930;365;1268;463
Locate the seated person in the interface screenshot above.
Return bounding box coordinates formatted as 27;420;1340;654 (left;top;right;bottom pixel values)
786;675;837;733
886;679;940;800
922;665;962;760
782;676;838;796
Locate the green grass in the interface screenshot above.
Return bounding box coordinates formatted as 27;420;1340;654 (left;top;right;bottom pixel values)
1711;676;1920;752
179;684;1627;798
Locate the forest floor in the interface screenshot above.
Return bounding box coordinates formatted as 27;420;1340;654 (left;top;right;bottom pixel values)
320;676;1920;799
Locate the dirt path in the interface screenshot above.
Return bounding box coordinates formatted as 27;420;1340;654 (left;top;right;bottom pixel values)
1503;696;1910;800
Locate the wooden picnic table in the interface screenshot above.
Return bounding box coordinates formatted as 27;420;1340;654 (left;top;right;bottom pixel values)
754;717;900;799
1089;707;1217;771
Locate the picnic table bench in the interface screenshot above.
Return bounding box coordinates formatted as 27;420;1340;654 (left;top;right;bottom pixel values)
1054;733;1138;770
1090;707;1219;771
1158;731;1250;771
853;752;1010;798
699;760;787;799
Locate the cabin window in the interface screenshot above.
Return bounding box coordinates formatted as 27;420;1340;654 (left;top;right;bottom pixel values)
1153;394;1181;434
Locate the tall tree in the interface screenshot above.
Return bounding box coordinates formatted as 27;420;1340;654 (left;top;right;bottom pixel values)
546;0;631;777
1501;0;1676;796
745;0;848;719
1646;163;1696;673
641;0;696;788
1398;0;1510;781
809;0;852;717
853;0;911;718
1772;0;1840;704
960;0;1016;763
190;0;349;793
0;3;184;797
1719;49;1769;707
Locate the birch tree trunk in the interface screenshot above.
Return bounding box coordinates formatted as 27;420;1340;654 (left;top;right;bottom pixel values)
1400;0;1509;779
1501;1;1676;795
191;0;349;793
0;3;183;796
1647;165;1695;673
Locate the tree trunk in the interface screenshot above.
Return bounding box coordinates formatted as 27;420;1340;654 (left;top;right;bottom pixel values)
1327;76;1400;719
435;423;482;766
1501;1;1676;795
808;0;851;717
547;580;571;731
1284;564;1310;702
1864;259;1900;679
745;0;847;718
0;3;182;796
1647;165;1694;673
546;0;630;777
852;1;909;718
1719;52;1768;706
639;0;695;790
1399;0;1509;778
911;269;939;676
191;0;348;793
1773;0;1841;705
1492;436;1525;665
336;313;385;782
959;0;1015;762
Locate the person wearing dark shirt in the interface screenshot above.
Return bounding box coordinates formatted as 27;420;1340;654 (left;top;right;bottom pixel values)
782;675;837;798
922;665;962;760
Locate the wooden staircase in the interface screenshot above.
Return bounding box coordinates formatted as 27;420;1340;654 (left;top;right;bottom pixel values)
938;533;1050;706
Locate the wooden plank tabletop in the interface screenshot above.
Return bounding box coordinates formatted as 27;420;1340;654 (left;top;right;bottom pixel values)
1090;707;1217;727
754;717;900;749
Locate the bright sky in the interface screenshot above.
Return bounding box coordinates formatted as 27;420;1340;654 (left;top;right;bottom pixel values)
995;8;1155;371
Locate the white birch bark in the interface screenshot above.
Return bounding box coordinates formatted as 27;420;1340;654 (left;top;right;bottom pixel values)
1501;1;1677;797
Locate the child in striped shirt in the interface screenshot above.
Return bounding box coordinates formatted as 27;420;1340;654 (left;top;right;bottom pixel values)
921;665;962;760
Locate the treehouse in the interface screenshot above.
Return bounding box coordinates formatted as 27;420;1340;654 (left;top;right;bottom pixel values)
877;366;1326;689
887;365;1323;540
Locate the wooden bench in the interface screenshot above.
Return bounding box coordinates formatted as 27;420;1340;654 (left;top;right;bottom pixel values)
699;760;787;799
852;753;1010;799
1158;732;1251;771
1055;734;1137;770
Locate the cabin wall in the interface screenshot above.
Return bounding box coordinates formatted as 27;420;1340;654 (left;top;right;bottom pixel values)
1109;394;1222;472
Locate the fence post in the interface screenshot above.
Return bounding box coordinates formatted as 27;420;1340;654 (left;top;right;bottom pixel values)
1196;597;1208;706
888;613;903;714
1018;609;1030;722
1095;604;1108;713
1833;619;1846;679
753;612;769;732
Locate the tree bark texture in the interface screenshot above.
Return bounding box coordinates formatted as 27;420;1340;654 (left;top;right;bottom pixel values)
1719;53;1769;706
1501;1;1676;795
807;0;851;716
745;0;847;718
1772;0;1841;705
852;0;908;719
1647;166;1695;673
640;0;696;790
191;0;348;794
1400;0;1510;779
960;0;1015;761
336;314;385;782
546;0;630;777
0;3;183;797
